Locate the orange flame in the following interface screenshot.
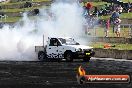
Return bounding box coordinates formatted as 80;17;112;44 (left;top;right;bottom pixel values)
78;66;86;76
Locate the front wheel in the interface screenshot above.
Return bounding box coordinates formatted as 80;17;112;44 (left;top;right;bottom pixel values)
83;57;91;62
65;52;73;62
38;51;46;61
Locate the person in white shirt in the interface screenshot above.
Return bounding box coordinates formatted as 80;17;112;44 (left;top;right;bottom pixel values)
118;5;123;14
114;17;121;37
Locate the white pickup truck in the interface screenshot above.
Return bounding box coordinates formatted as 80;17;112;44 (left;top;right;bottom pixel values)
35;37;95;62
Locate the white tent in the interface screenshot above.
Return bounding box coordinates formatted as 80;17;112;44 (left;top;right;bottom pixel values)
0;0;6;2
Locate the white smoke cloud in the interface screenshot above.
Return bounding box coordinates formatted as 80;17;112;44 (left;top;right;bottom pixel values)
0;0;86;61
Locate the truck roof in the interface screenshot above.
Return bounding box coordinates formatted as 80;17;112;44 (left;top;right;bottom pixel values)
48;37;72;39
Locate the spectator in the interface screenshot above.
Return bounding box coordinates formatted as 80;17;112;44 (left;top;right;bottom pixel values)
127;2;131;13
111;10;120;33
83;6;88;17
114;17;121;37
24;2;32;8
104;19;110;37
118;5;123;14
85;2;93;15
111;10;120;19
93;6;99;16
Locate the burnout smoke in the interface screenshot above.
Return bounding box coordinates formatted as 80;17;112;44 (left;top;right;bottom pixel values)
0;0;85;61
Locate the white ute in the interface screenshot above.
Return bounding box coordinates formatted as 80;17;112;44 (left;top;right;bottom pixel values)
35;37;95;62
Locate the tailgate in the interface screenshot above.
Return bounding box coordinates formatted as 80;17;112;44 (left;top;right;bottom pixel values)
35;46;44;52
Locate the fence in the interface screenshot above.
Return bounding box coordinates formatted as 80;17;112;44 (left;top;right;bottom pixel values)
84;23;132;38
121;24;132;37
94;48;132;60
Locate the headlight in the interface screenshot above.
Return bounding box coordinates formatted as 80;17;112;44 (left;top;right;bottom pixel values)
77;48;82;52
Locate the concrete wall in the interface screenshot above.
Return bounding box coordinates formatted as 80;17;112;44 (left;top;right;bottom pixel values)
94;48;132;60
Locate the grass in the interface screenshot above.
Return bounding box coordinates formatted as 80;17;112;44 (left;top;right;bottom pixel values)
92;2;109;6
0;0;50;23
2;6;48;13
122;0;132;3
0;0;51;6
90;42;132;50
0;16;39;23
0;17;21;22
99;13;132;20
0;16;41;23
33;0;52;2
120;13;132;19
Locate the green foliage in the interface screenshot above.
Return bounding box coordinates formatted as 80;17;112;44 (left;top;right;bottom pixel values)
122;0;132;3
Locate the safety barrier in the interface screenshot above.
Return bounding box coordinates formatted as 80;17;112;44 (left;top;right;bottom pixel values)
94;48;132;60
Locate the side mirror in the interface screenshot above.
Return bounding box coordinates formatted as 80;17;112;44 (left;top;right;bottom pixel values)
57;42;62;46
76;43;80;45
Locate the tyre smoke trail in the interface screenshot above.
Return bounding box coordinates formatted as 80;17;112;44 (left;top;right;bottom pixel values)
0;0;85;61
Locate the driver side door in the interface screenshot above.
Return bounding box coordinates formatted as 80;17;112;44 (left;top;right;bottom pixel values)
46;38;62;59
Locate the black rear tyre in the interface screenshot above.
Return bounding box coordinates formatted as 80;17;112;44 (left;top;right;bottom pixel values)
38;51;46;61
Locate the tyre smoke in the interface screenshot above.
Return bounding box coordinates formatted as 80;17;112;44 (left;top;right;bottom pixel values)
0;0;85;61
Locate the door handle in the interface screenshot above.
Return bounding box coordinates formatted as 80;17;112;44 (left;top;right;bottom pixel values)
49;48;51;49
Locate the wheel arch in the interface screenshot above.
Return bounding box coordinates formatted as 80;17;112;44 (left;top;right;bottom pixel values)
64;50;73;58
38;51;45;55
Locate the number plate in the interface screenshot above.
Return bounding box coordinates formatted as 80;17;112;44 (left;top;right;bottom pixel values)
86;53;90;55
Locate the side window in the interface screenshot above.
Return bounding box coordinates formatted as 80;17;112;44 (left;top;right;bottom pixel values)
49;38;54;46
49;38;61;46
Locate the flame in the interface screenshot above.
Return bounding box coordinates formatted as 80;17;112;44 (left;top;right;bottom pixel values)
78;66;86;76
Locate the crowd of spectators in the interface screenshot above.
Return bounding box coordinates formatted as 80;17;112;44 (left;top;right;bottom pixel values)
0;0;131;37
79;0;131;37
80;0;131;16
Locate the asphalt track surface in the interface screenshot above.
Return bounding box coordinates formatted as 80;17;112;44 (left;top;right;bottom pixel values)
0;57;131;88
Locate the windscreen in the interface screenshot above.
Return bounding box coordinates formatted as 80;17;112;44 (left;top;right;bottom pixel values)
59;38;80;45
